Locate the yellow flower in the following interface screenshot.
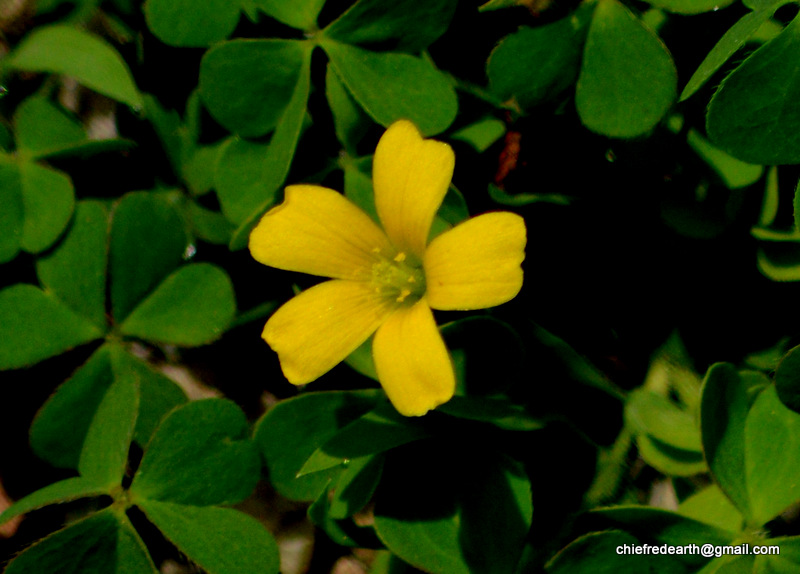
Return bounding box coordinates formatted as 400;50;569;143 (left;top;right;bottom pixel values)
249;120;526;416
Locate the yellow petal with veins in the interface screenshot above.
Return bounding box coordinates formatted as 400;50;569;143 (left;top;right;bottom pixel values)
249;185;393;280
265;280;394;384
424;212;526;311
373;120;455;260
372;299;455;416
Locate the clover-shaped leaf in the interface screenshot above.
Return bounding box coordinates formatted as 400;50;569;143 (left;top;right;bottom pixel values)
130;399;259;506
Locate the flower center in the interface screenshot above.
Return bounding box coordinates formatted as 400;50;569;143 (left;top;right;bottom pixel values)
370;250;426;306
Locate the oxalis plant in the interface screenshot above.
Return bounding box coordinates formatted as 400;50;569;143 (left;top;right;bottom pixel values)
5;0;800;572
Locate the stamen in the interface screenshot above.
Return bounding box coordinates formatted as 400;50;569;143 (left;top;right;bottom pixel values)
393;252;406;262
396;289;411;303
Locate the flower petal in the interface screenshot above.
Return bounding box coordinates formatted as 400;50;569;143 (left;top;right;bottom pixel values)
264;280;393;384
249;185;392;280
424;212;526;311
372;299;455;416
373;120;455;259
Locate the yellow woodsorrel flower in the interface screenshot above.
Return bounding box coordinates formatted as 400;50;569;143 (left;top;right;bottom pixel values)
249;120;526;416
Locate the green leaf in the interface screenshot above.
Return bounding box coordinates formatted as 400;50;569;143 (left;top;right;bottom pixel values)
119;263;235;346
458;455;533;574
77;353;139;489
3;508;159;574
109;191;188;322
374;447;532;574
745;385;800;525
185;200;235;245
700;363;752;519
14;97;85;157
680;7;777;102
487;14;587;109
757;245;800;281
36;201;109;330
254;390;382;501
0;477;108;526
19;161;75;254
776;344;800;413
626;389;701;452
323;0;457;53
575;0;677;138
322;40;458;136
6;25;143;109
138;501;279;574
745;0;789;9
707;13;800;165
636;435;707;477
450;117;505;153
112;345;188;445
326;64;370;153
30;346;114;468
546;531;652;573
437;396;545;431
678;485;744;533
592;506;733;565
130;399;259;506
488;182;571;207
308;484;383;548
199;39;306;137
214;46;312;240
298;403;431;476
642;0;735;15
144;0;240;47
688;130;763;189
0;284;102;370
254;0;326;30
329;455;385;519
30;345;186;469
0;161;24;263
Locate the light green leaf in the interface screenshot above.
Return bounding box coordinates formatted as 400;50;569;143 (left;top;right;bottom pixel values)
701;363;752;519
0;477;108;526
36;201;109;329
322;39;458;136
626;389;701;452
7;25;143;109
254;0;326;29
138;501;280;574
130;399;259;506
254;390;382;501
678;485;744;533
14;97;85;157
185;200;235;245
450;117;505;153
487;15;587;109
323;0;457;53
707;13;800;164
109;191;187;323
144;0;240;47
119;263;235;346
575;0;677;138
688;130;763;189
745;386;800;525
0;161;24;263
680;7;777;102
642;0;735;14
199;39;307;137
0;284;102;370
19;161;75;254
488;182;571;207
77;353;139;489
757;246;800;281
